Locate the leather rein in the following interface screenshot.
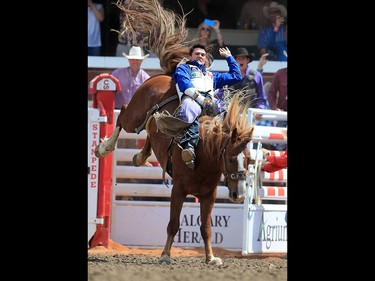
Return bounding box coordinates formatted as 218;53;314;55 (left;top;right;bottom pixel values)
220;133;247;186
135;95;179;134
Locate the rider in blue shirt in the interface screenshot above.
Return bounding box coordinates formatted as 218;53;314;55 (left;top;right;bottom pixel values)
172;43;241;169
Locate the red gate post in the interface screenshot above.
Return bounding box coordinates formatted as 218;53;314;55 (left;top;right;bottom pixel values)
88;73;121;248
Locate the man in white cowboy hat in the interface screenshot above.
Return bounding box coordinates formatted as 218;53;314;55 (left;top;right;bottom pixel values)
258;1;287;61
112;45;158;168
112;45;150;109
262;1;287;19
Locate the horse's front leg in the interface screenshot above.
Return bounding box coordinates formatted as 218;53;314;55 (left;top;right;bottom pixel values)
199;194;223;266
132;135;152;166
159;187;185;264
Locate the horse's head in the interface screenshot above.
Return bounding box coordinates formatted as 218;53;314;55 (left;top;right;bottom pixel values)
221;127;253;203
200;93;255;203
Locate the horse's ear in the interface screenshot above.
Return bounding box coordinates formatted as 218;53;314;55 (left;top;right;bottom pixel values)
230;128;238;143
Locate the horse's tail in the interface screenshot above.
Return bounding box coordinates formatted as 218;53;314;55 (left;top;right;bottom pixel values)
116;0;191;74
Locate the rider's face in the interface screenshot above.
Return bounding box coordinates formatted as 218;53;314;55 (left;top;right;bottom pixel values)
190;48;206;65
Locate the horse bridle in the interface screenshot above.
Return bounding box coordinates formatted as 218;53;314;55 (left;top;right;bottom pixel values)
220;134;247;186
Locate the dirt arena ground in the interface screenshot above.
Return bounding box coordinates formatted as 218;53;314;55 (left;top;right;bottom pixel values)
88;240;287;281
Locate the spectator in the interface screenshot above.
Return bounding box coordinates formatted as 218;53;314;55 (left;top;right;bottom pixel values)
261;148;287;172
227;48;274;149
251;52;275;129
258;1;287;61
228;47;268;110
112;45;157;167
267;66;287;150
256;52;269;76
194;20;225;59
238;0;271;30
112;46;150;109
172;44;241;169
268;67;287;112
261;127;287;171
88;0;105;56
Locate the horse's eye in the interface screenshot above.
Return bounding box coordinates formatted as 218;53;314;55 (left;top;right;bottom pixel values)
229;157;236;164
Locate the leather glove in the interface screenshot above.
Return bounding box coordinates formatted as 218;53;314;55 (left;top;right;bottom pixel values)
193;91;206;106
201;98;215;116
185;89;215;116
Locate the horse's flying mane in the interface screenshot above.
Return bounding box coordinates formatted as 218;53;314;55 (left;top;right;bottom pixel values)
199;93;254;160
116;0;255;160
116;0;192;75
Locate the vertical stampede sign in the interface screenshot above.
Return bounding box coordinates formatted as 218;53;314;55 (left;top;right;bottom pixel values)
88;108;101;244
88;111;100;189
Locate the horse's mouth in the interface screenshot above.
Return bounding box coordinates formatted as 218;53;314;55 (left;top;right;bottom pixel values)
229;194;245;204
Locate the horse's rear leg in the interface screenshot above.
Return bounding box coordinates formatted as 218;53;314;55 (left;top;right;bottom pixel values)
132;136;152;166
159;189;185;264
200;196;223;266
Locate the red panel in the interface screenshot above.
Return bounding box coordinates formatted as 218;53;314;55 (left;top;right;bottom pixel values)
267;186;276;196
269;133;284;140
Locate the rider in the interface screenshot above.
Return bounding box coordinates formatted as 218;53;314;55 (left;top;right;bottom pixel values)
172;43;242;169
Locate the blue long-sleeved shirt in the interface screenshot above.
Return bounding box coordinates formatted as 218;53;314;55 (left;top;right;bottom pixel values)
172;56;242;94
258;25;287;61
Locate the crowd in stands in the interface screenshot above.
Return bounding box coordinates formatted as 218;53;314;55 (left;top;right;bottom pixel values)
88;2;287;156
89;0;287;60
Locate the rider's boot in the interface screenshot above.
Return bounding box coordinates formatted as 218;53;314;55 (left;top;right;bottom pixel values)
180;120;200;170
181;137;199;169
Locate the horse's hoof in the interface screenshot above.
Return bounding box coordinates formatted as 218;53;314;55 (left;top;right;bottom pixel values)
94;145;103;158
132;154;140;166
208;257;223;266
159;255;172;265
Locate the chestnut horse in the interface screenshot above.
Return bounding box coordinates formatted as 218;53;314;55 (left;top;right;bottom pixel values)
94;74;254;266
